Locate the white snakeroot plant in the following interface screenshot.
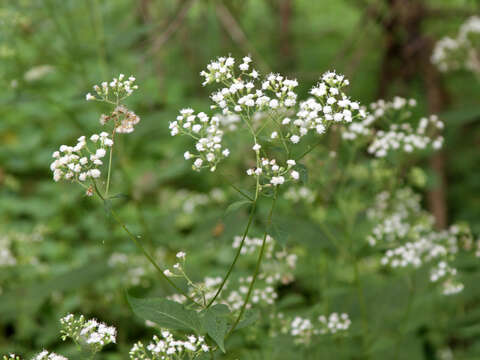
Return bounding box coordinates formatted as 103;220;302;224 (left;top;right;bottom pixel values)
166;55;363;344
50;58;369;355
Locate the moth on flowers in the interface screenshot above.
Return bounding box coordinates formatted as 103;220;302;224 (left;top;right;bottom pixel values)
51;75;139;197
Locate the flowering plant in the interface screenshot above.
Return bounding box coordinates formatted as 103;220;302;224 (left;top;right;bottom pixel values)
42;56;478;359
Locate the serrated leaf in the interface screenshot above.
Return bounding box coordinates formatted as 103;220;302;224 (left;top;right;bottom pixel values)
224;200;252;216
203;304;230;352
127;295;203;334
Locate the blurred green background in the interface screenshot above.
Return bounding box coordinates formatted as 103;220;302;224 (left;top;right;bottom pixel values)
1;0;479;359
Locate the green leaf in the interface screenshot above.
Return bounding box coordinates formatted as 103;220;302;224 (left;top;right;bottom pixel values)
202;304;229;352
0;260;110;320
127;295;204;334
224;200;252;216
235;308;260;330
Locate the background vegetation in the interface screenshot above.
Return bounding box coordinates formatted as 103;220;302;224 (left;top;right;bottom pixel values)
1;0;479;359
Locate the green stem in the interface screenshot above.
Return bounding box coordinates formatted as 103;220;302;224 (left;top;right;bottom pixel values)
206;179;260;308
93;182;202;307
105;129;115;197
227;189;278;336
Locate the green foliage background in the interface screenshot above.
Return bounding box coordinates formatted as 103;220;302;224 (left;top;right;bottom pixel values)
0;0;479;359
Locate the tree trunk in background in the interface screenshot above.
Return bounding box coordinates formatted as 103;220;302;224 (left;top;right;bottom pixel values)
422;40;449;229
279;0;294;69
376;0;448;228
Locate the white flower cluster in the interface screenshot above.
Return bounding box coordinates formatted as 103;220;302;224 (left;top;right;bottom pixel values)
51;75;140;194
170;109;229;171
279;312;351;345
232;234;274;255
282;71;365;143
368;188;476;295
33;351;68;360
50;133;113;189
246;157;299;187
432;16;480;74
173;56;365;178
344;97;444;157
129;331;209;360
318;313;352;334
86;74;138;102
60;314;116;353
226;277;278;310
366;188;424;246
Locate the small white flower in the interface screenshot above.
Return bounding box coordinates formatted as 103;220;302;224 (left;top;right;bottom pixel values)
194;158;203;168
164;269;173;276
96;148;106;158
90;169;101;178
271;176;285;186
